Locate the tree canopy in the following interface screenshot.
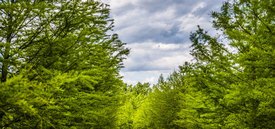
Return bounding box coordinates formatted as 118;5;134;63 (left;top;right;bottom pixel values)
0;0;129;128
0;0;274;128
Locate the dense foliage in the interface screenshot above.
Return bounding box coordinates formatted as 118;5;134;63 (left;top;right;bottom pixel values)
0;0;274;128
0;0;129;128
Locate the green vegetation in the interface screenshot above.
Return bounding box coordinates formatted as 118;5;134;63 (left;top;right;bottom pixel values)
0;0;274;128
0;0;129;128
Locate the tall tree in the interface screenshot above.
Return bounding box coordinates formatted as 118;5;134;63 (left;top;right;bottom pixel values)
211;1;275;128
0;0;129;128
176;0;275;128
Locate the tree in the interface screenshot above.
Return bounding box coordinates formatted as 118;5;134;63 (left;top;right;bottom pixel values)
0;0;128;82
116;83;151;129
0;0;129;128
131;74;182;129
176;28;234;128
211;1;275;128
176;0;275;128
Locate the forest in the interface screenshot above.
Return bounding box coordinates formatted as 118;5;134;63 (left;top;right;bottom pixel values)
0;0;274;128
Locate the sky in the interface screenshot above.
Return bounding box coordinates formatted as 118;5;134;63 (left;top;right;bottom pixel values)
102;0;225;85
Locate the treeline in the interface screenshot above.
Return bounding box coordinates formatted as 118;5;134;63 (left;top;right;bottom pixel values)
0;0;274;129
117;0;275;128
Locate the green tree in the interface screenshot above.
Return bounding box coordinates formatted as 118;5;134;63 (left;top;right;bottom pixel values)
211;1;275;128
132;74;183;129
0;0;129;128
0;0;128;82
116;82;151;129
180;27;234;128
176;0;275;128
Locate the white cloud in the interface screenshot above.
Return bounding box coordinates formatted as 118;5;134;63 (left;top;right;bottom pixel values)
120;70;171;85
121;42;192;85
103;0;226;84
191;2;207;13
179;13;211;32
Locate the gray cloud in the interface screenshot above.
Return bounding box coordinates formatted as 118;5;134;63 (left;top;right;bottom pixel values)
107;0;224;43
102;0;225;84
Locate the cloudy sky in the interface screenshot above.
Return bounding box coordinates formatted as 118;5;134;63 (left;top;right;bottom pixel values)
102;0;225;84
